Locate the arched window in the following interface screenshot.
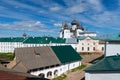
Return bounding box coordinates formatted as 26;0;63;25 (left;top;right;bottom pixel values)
54;70;58;77
82;47;84;51
39;73;45;78
47;71;52;78
102;47;104;51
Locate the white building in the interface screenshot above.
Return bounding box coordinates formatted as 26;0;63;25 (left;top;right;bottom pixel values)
0;20;104;53
77;36;104;53
60;20;96;38
7;46;82;79
85;55;120;80
104;34;120;56
0;37;67;53
85;33;120;80
59;20;104;53
0;36;104;53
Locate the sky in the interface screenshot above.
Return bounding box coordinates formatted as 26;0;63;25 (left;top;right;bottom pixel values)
0;0;120;37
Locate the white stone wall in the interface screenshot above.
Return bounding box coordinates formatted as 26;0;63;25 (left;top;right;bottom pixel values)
85;72;120;80
0;42;68;53
106;44;120;56
0;42;14;53
0;37;104;53
30;61;81;79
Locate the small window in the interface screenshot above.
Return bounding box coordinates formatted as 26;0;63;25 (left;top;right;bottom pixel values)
93;47;95;51
75;47;77;51
102;47;104;51
82;47;84;51
87;47;89;51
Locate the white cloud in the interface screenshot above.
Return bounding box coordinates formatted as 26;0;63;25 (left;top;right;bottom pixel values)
3;0;38;11
0;5;34;20
0;21;50;32
65;5;86;14
92;11;120;26
0;0;120;36
54;23;62;27
88;0;104;12
64;0;104;15
77;10;120;31
49;6;61;11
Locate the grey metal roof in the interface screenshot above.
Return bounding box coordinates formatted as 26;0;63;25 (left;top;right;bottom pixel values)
66;38;77;44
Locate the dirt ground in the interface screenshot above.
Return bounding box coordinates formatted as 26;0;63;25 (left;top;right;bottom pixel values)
63;53;104;80
64;63;91;80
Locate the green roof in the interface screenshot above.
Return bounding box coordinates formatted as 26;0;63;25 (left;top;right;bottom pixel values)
77;36;99;40
0;37;66;44
0;37;26;42
51;46;82;64
85;55;120;72
77;36;86;40
105;34;120;41
23;37;66;44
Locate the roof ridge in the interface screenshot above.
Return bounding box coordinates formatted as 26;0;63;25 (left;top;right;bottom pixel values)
12;60;29;71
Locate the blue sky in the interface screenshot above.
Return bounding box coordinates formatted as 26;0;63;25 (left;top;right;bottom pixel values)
0;0;120;37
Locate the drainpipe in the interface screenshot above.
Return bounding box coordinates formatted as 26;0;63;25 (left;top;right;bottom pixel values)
104;41;108;57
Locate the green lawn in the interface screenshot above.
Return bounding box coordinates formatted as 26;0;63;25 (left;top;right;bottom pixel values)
71;64;87;72
52;74;67;80
0;53;14;60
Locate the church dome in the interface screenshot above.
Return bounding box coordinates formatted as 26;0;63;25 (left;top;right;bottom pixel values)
71;20;78;25
71;20;84;30
63;23;69;29
22;33;27;37
77;24;84;30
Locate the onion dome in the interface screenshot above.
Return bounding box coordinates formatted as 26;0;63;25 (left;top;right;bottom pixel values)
77;24;84;30
71;20;84;30
63;23;69;29
22;33;27;37
71;20;78;25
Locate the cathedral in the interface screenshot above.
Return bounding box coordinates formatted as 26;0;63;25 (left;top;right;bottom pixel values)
60;20;96;38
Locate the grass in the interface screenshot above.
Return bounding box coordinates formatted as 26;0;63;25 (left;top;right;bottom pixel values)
0;53;14;60
71;64;87;72
52;74;67;80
